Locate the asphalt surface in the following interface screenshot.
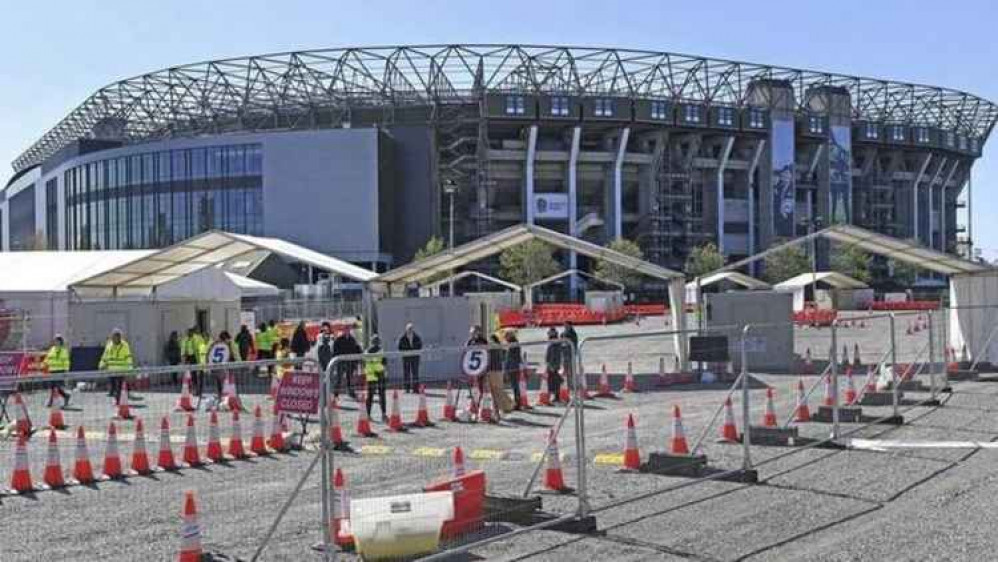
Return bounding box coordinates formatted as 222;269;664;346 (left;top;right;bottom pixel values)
0;313;979;562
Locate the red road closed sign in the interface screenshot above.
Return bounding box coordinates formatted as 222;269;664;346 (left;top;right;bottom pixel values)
0;352;23;391
275;371;320;415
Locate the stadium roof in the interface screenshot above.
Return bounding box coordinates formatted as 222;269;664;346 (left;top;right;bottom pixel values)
71;230;376;295
775;272;869;290
376;224;683;286
14;44;998;172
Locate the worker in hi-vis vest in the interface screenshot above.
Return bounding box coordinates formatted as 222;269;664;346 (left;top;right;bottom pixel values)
44;334;71;408
364;334;387;422
100;328;134;404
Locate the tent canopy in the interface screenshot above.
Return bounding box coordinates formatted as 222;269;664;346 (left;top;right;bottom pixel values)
688;271;771;291
71;230;377;296
525;269;625;291
224;272;281;298
0;250;154;293
420;271;522;294
775;271;869;290
376;224;683;287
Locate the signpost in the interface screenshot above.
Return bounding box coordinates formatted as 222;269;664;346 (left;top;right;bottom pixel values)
460;347;489;377
0;352;23;391
208;342;231;364
275;371;321;415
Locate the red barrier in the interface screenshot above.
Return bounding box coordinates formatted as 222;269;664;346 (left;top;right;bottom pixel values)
870;301;940;311
793;308;838;327
624;304;667;316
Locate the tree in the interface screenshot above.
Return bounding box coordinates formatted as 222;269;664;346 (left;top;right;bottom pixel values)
763;244;811;284
684;242;724;278
500;240;560;287
595;238;644;289
413;236;448;284
830;244;872;284
887;259;918;288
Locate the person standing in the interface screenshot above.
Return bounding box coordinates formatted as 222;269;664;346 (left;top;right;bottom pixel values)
397;323;423;393
165;331;182;384
44;334;71;408
210;331;241;400
182;328;201;396
235;325;254;364
290;321;310;358
503;330;523;410
560;321;579;388
100;329;134;404
544;328;563;402
332;327;361;398
316;322;334;374
196;331;211;397
364;335;388;422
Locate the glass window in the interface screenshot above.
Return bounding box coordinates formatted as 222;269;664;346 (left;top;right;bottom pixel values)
959;136;968;150
650;101;668;120
247;145;262;175
864;123;879;140
551;96;570;117
229;146;246;176
891;125;905;142
944;131;955;147
683;105;702;123
808;116;824;134
505;95;525;115
191;147;206;179
46;178;58;250
594;99;614;117
717;107;734;126
916;127;930;143
207;147;223;178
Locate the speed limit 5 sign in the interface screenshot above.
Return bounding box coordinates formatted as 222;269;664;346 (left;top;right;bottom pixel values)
461;348;488;377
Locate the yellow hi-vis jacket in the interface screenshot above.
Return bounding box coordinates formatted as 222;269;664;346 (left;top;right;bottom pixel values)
45;345;70;373
364;357;385;382
99;340;134;371
197;339;209;365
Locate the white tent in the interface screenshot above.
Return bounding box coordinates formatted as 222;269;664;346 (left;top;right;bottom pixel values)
686;271;770;305
775;272;869;312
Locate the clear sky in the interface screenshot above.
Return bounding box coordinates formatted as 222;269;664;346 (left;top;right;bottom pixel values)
2;0;996;259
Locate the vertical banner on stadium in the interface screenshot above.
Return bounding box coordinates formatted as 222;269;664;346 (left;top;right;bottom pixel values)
829;125;852;224
771;118;796;237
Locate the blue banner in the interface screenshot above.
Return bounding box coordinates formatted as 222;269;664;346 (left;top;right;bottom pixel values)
829;125;852;224
771;118;796;237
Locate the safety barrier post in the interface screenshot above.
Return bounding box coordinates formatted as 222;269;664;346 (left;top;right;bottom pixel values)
571;343;590;518
320;358;334;562
830;320;840;443
889;313;899;418
928;311;937;401
740;325;752;472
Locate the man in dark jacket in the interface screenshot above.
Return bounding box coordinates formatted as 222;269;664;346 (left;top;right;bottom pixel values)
503;330;523;410
317;321;334;374
290;321;311;357
332;327;362;398
544;327;563;402
398;323;423;393
235;325;254;363
560;321;578;388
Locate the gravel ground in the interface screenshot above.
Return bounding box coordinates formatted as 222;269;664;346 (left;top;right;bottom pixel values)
0;314;984;562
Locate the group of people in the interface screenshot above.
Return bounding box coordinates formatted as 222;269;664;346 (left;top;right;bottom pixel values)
41;328;135;408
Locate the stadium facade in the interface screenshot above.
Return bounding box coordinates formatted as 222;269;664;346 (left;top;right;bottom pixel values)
2;45;996;275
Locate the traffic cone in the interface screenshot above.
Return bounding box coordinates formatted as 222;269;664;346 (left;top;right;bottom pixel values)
414;386;433;426
537;372;552;406
269;403;287;452
442;382;457;421
518;372;532;409
43;429;66;488
864;365;877;392
175;371;195;412
48;400;67;430
597;364;614;398
623;361;637;393
452;446;466;478
480;391;494;423
356;397;374;437
103;421;123;479
250;404;268;455
803;348;813;375
178;491;203;562
13;392;32;437
558;368;571;403
332;468;354;548
544;430;569;492
388;390;404;432
131;417;152;475
853;344;862;367
670;405;690;455
762;388;778;427
117;381;133;420
10;435;33;493
183;414;202;467
223;372;243;411
719;397;740;443
844;367;858;405
329;398;346;448
73;426;95;484
623;414;641;471
794;379;811;423
158;416;178;470
229;410;247;459
206;411;224;462
823;375;836;407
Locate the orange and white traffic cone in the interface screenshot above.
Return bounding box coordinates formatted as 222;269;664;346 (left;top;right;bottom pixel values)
479;391;494;424
719;397;740;443
623;414;641;471
206;411;224;462
822;375;836;407
158;416;178;471
331;468;354;548
103;421;123;479
269;404;287;452
328;398;346;448
794;379;811;423
388;389;404;431
48;400;67;430
452;446;466;478
223;372;243;411
864;365;878;392
117;381;133;420
10;435;33;493
414;386;433;426
558;368;571;403
131;417;152;475
844;367;858;405
623;361;637;393
251;404;268;456
670;405;690;455
178;491;203;562
183;414;202;467
762;388;778;427
175;371;195;412
544;430;569;492
597;364;615;398
43;429;66;488
803;348;814;375
13;392;32;437
443;382;457;421
356;399;374;437
229;410;247;459
73;425;95;484
518;373;532;409
537;373;553;406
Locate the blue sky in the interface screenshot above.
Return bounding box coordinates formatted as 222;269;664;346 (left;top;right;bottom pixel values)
2;0;996;258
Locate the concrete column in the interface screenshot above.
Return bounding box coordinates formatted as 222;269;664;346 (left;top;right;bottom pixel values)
568;126;581;297
716;136;735;254
611;128;631;240
940;162;959;253
912;154;932;242
524;125;538;224
927;158;947;249
747;140;766;274
669;277;688;370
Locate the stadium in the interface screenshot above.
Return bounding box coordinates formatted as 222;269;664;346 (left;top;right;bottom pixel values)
2;44;997;279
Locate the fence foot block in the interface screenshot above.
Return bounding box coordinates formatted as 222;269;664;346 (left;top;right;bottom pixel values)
949;370;980;382
747;426;799;447
869;414;905;425
813;406;863;423
485;494;542;525
542;514;599;535
897;380;928;392
640;452;708;477
921;398;943;407
858;392;900;406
